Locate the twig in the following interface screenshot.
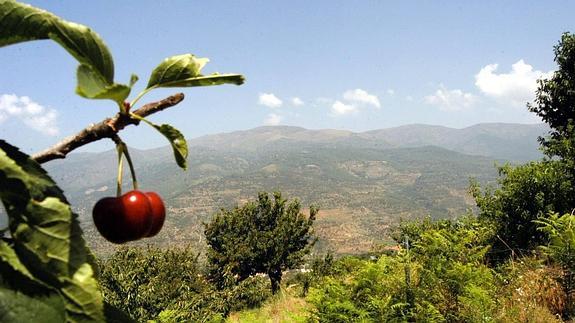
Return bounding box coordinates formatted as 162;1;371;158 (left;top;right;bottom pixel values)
31;93;185;164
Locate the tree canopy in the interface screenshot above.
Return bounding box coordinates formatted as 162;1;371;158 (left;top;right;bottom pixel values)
204;192;317;294
529;32;575;171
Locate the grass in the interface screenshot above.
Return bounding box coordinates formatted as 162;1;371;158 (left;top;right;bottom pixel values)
227;288;310;323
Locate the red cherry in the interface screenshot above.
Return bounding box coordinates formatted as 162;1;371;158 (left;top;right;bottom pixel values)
92;190;153;243
144;192;165;237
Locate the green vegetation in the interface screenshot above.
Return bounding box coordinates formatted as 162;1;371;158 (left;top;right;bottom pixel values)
2;1;575;321
307;217;497;322
472;32;575;265
471;160;573;260
536;213;575;317
98;245;272;322
205;192;317;294
227;292;310;323
0;1;243;321
53;143;504;256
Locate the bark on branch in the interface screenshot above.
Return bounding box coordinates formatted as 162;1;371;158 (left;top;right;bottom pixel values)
32;93;185;164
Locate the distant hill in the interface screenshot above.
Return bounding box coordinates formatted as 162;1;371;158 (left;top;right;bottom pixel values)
191;123;548;161
43;123;547;256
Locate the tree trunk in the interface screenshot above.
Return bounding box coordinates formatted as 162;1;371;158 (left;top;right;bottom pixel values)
268;268;282;294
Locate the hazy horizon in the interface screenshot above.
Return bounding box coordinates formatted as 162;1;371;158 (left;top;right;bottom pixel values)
54;121;546;154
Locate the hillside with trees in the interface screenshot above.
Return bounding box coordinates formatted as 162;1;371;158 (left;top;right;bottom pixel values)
1;1;575;322
42;124;545;256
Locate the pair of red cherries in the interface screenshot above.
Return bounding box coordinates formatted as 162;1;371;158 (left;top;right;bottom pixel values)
92;190;165;244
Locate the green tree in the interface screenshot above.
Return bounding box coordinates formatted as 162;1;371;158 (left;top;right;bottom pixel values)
99;245;272;322
529;32;575;171
471;161;573;259
204;192;317;294
528;31;575;209
472;32;575;261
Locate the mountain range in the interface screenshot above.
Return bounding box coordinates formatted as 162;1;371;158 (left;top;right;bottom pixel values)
41;123;548;255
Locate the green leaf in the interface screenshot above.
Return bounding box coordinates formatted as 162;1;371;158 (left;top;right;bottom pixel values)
0;241;35;282
146;54;245;89
129;74;139;88
0;140;104;322
0;0;130;104
0;0;114;82
76;64;130;103
152;124;188;170
129;113;188;169
0;240;67;323
0;286;66;323
158;73;245;88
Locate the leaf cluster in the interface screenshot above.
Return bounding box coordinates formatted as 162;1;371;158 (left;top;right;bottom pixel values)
471;161;575;261
529;33;575;149
0;141;104;322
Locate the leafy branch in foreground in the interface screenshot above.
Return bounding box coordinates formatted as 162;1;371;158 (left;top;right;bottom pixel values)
0;0;244;321
0;141;104;322
1;0;244;169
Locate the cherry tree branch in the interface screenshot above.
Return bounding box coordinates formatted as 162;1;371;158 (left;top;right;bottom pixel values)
32;93;185;164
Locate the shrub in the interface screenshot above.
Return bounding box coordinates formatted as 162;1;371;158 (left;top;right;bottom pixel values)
99;245;207;321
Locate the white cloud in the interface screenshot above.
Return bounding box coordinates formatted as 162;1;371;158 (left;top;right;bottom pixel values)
424;85;476;112
387;89;395;96
331;101;357;116
405;95;414;102
263;113;282;125
291;97;304;106
258;93;283;108
343;89;381;108
0;94;59;135
475;59;553;107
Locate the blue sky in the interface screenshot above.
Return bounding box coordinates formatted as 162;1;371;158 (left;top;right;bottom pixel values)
1;1;574;153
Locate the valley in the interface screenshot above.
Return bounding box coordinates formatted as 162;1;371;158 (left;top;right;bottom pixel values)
43;123;547;255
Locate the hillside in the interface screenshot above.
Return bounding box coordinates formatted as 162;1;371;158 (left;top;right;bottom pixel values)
43;123;547;255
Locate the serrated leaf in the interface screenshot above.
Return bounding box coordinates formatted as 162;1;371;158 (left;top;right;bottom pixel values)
146;53;244;89
76;64;130;103
0;0;129;104
0;140;105;322
152;124;188;169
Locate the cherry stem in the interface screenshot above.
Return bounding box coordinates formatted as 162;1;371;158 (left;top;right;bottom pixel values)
122;143;139;191
112;135;139;195
115;143;124;197
130;87;154;110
